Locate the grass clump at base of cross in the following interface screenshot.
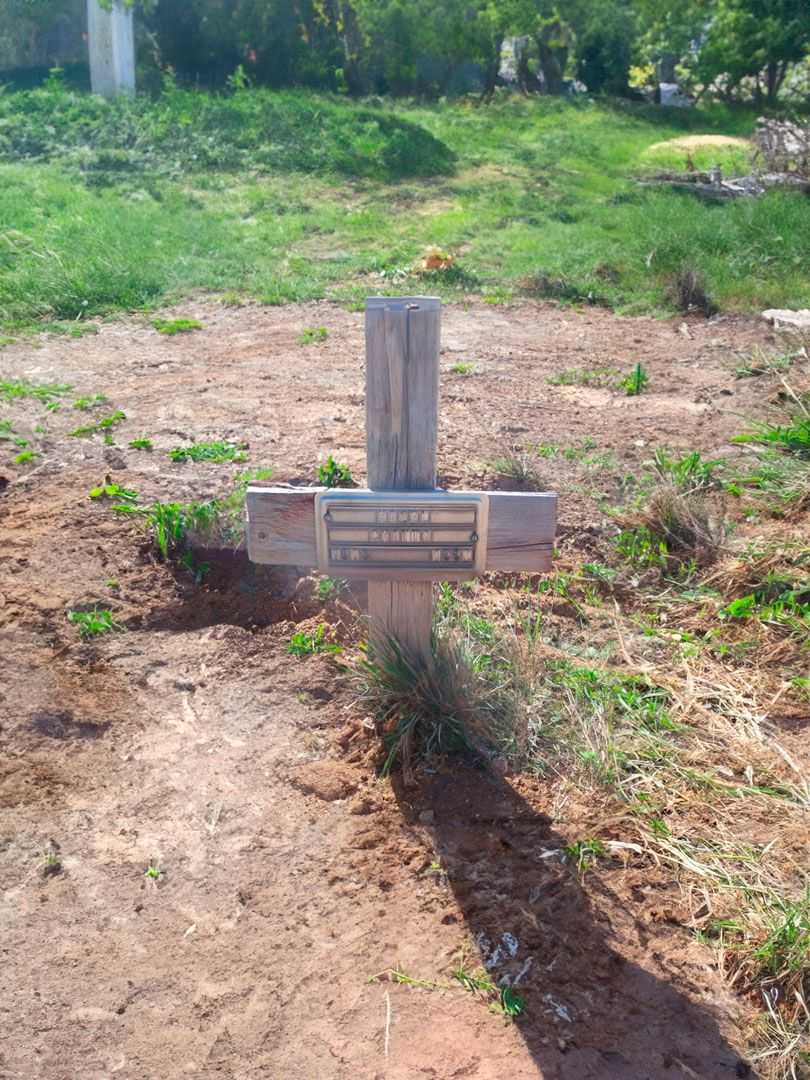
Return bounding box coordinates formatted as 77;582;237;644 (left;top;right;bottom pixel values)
0;90;808;329
357;589;536;779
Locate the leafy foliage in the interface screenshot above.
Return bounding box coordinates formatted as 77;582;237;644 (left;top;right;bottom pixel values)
317;455;354;488
169;440;248;463
288;624;342;657
67;607;118;637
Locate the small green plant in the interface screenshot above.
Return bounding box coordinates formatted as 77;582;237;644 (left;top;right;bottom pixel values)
317;455;354;488
649;449;724;491
128;437;153;451
565;837;606;876
0;379;71;404
615;525;669;568
489;447;545;490
67;608;118;637
144;861;162;880
70;410;126;438
734;346;798;378
287;624;342;657
621;363;649;397
547;366;620;387
169;441;248;464
298;326;329;345
450;361;475;375
72;394;108;411
89;477;138;502
734;416;810;458
451;958;526;1018
152;318;202;335
42;850;63;877
317;576;346;601
13;450;37;464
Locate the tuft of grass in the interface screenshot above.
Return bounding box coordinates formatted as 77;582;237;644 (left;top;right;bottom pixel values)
298;326;328;345
169;440;247;464
565;837;607;876
113;468;271;559
128;436;153;451
70;409;126;438
621;362;649;397
451;959;526;1018
13;449;37;464
66;607;118;637
317;576;346;602
489;447;546;491
72;393;108;410
288;624;342;658
152;317;202;335
735;345;802;379
670;264;717;316
735;417;810;459
621;483;725;569
0;379;71;403
450;361;475;376
547;365;620;388
89;478;138;502
648;448;725;492
317;454;354;488
358;605;529;778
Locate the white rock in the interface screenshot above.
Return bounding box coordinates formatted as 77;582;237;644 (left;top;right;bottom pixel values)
762;308;810;330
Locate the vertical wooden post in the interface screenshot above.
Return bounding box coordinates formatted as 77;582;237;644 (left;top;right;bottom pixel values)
365;297;440;661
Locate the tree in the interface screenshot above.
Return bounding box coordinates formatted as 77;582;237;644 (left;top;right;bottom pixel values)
697;0;810;103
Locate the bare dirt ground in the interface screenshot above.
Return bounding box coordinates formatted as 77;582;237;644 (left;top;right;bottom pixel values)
0;299;800;1079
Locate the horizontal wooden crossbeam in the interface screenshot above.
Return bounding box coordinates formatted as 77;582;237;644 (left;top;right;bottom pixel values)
246;486;556;576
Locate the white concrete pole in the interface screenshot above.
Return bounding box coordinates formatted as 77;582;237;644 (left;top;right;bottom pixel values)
87;0;135;98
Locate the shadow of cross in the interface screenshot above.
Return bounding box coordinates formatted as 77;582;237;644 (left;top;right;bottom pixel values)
245;296;557;656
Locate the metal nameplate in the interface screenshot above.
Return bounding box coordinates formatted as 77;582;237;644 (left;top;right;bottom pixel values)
314;490;489;580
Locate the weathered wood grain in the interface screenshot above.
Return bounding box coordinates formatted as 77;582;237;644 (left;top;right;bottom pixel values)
246;487;557;575
487;491;557;572
365;297;441;658
246;487;318;566
365;296;440;491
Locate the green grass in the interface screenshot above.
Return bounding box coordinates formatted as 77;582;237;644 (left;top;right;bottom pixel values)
72;393;108;410
89;479;138;502
128;436;153;451
621;362;649;396
317;455;354;488
66;607;118;636
0;89;806;328
298;326;328;345
70;409;126;438
288;624;342;658
169;440;247;463
152;317;202;335
0;378;71;403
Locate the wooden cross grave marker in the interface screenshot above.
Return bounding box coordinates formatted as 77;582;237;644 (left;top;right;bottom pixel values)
246;297;557;660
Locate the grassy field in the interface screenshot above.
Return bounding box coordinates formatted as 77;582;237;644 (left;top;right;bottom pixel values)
0;84;808;329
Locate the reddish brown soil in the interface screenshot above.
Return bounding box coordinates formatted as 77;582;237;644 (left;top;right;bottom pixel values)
0;299;788;1078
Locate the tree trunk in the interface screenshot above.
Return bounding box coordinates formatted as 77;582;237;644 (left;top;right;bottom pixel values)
536;21;568;95
480;35;504;102
537;41;567;95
